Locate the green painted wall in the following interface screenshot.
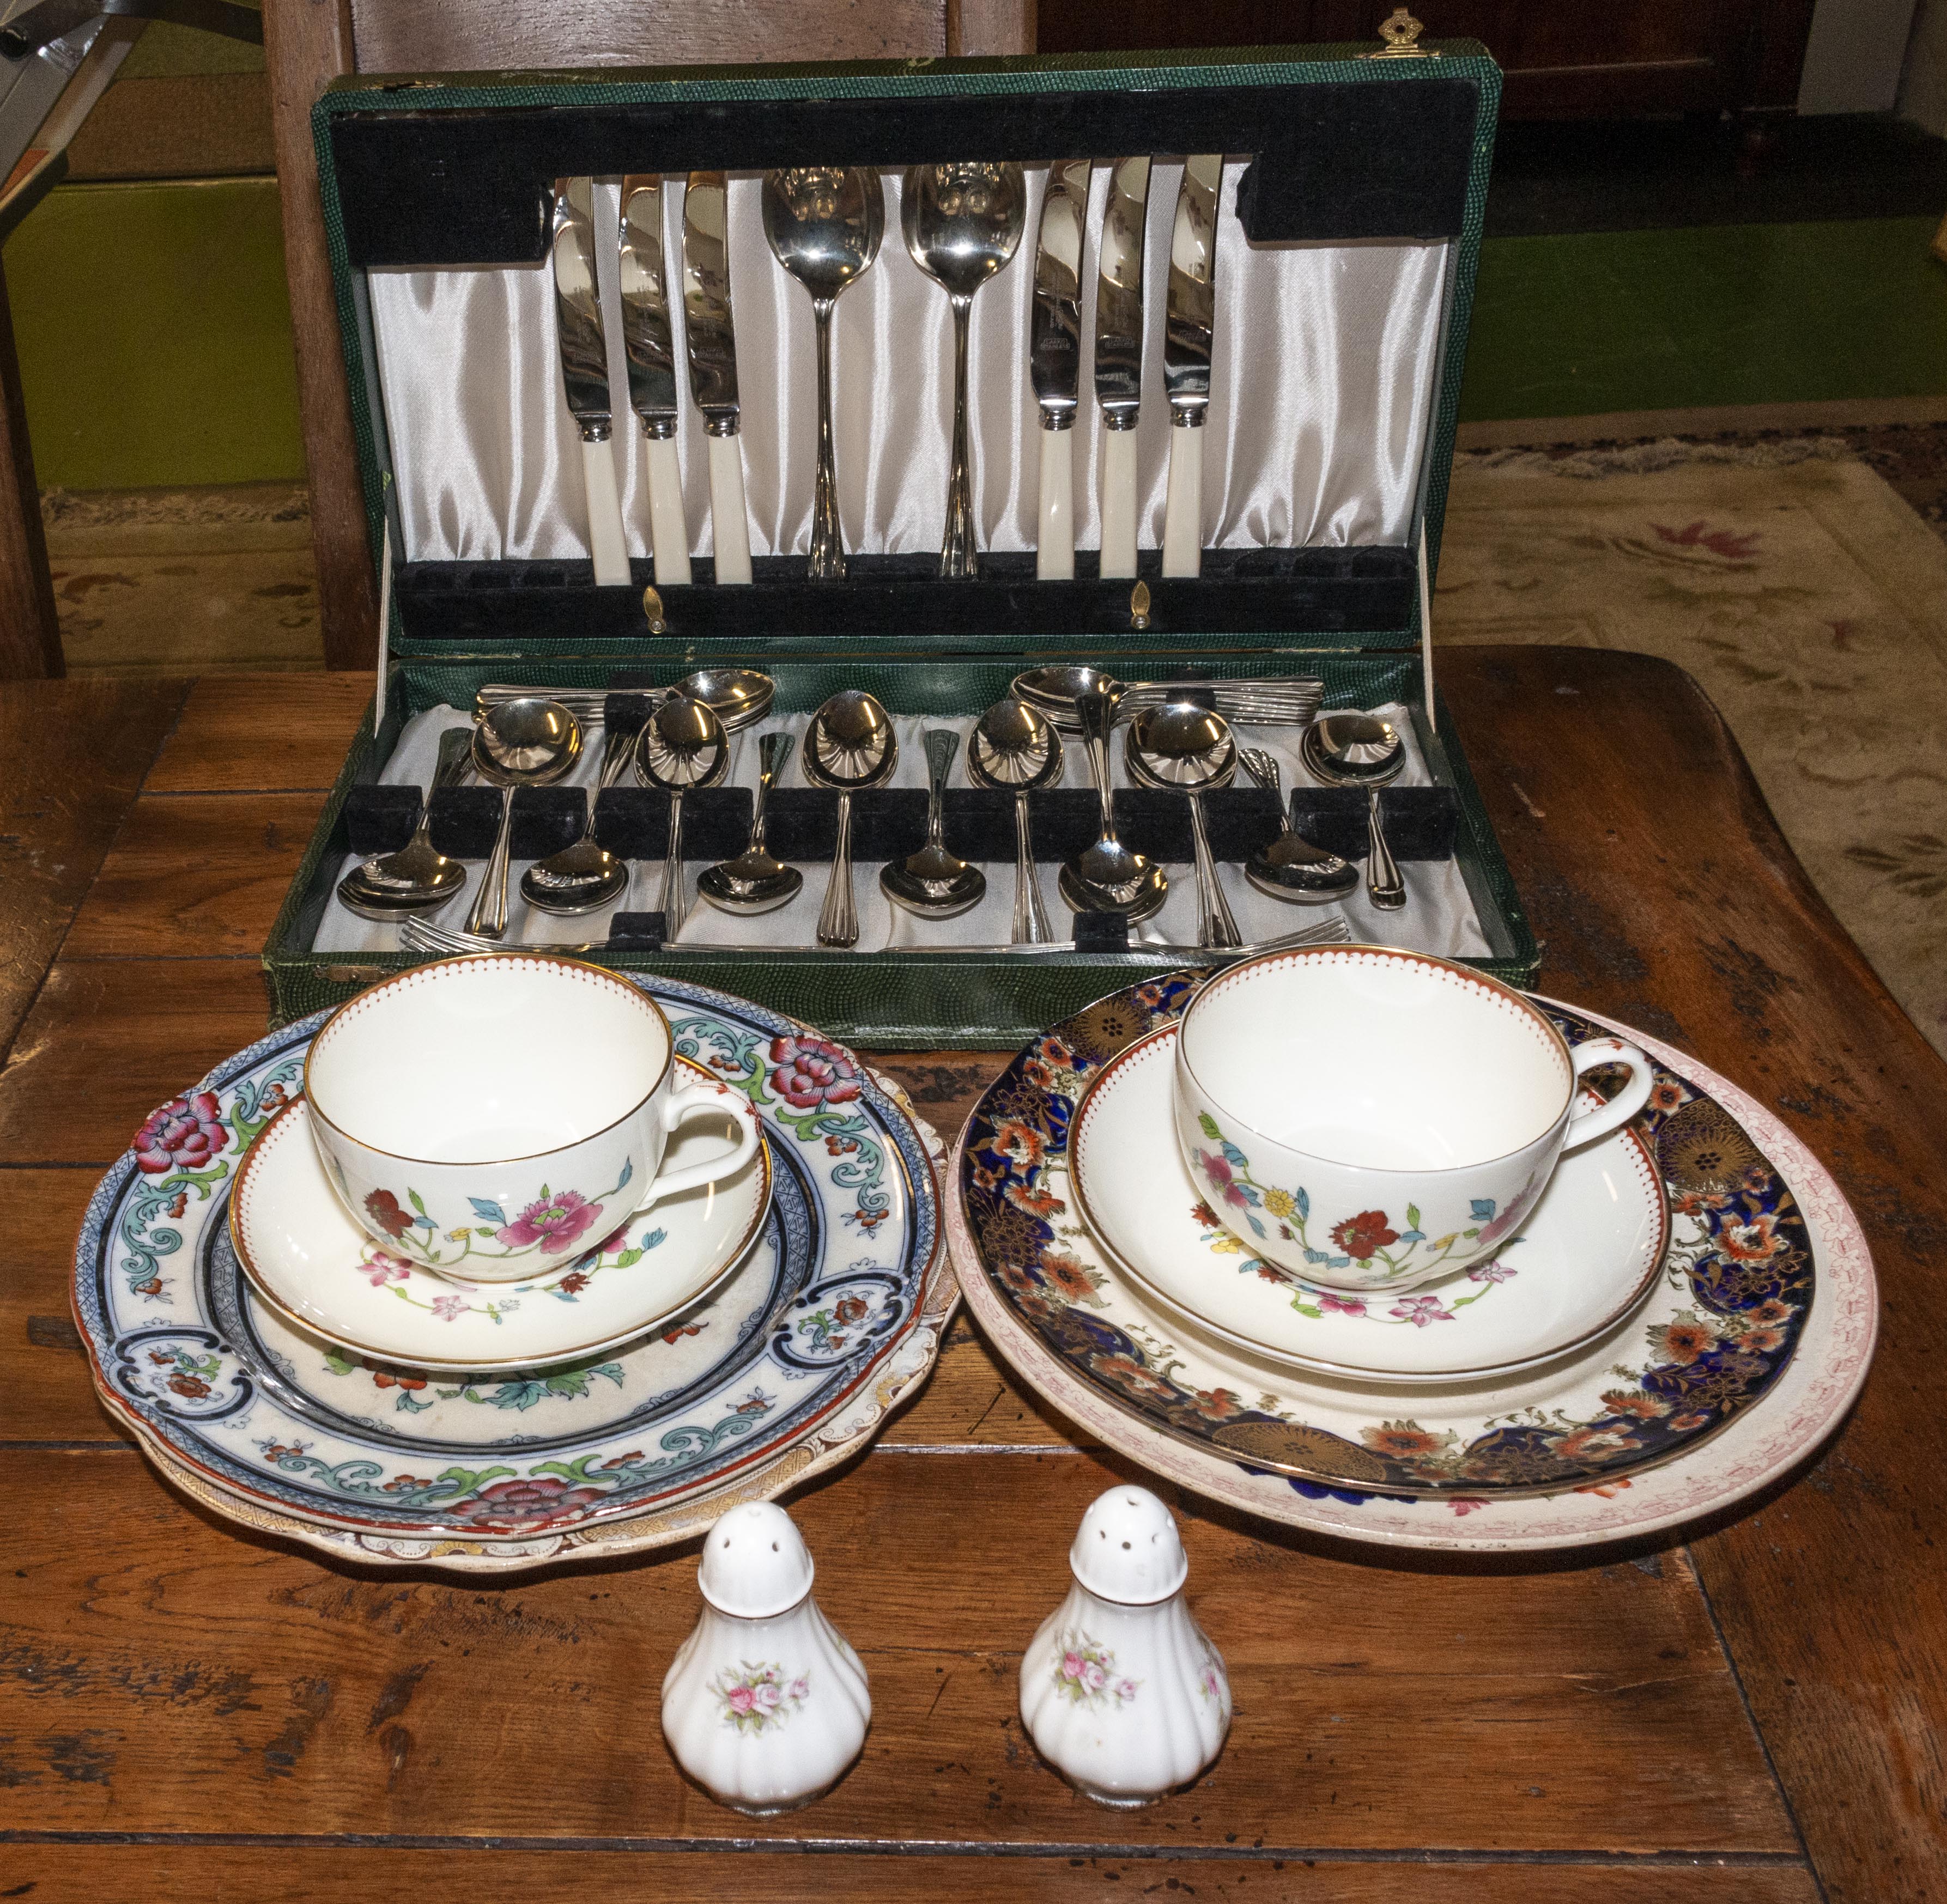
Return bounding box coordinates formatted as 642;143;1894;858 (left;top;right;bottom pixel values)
4;180;1945;494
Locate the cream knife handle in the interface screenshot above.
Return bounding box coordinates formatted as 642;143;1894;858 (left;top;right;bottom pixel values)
1035;424;1074;581
581;436;631;587
643;433;691;586
707;431;753;585
1161;419;1204;579
1100;425;1138;580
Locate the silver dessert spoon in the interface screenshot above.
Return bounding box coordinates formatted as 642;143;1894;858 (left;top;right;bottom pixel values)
520;721;636;916
881;727;986;920
901;162;1026;579
966;696;1063;945
1058;684;1167;924
698;729;803;915
802;690;899;948
670;667;774;734
1301;710;1407;911
634;694;730;924
465;698;583;939
1238;745;1359;907
762;168;884;581
1125;701;1242;951
337;727;472;919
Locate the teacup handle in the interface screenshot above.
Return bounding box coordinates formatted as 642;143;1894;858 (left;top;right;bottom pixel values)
1562;1035;1655;1151
638;1078;762;1208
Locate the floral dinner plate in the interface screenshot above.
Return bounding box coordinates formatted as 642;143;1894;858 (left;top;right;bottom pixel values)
75;977;943;1548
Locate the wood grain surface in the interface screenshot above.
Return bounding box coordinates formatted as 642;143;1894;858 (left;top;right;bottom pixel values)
1;650;1941;1898
0;255;63;682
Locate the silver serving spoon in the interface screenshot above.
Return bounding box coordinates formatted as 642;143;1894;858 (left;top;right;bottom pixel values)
1058;684;1167;924
670;667;774;734
966;696;1063;945
1238;746;1359;907
337;728;472;919
762;168;884;581
634;694;730;923
1125;701;1242;951
802;690;899;948
698;729;803;916
901;162;1026;579
881;728;986;920
465;698;583;939
520;722;636;916
1301;710;1407;911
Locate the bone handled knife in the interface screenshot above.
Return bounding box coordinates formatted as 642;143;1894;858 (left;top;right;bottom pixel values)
550;177;630;586
1030;159;1090;582
1094;156;1151;583
1162;155;1221;580
619;173;692;586
680;170;753;585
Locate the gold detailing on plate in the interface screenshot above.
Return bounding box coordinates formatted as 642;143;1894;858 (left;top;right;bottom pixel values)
1129;580;1152;630
643;583;668;633
1365;8;1438;57
1211;1420;1391;1481
1657;1097;1762;1194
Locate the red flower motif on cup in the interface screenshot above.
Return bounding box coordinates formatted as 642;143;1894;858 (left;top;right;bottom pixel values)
767;1035;863;1110
1196;1151;1248;1209
363;1189;414;1240
1331;1210;1399;1261
132;1092;227;1176
439;1476;610;1532
495;1190;602;1252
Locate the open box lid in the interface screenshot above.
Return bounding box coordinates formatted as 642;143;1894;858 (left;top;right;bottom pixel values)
312;34;1501;669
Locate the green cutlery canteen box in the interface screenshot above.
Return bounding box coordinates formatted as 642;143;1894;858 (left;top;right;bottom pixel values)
264;33;1540;1048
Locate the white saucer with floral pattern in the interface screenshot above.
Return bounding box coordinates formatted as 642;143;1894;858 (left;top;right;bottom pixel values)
231;1062;770;1372
1069;1024;1669;1384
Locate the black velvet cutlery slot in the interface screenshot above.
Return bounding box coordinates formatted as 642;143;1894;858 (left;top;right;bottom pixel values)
342;782;1461;865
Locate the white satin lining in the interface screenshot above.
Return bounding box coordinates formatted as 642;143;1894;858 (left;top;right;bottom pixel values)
368;164;1450;565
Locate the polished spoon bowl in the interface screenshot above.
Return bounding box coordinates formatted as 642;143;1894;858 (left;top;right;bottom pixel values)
670;667;774;734
762;168;884;581
698;729;803;915
802;689;899;948
635;694;731;923
1058;684;1167;924
901;162;1027;579
1301;709;1407;911
465;697;583;939
966;695;1063;945
1125;700;1242;950
337;727;471;919
520;721;636;916
881;727;986;920
1238;745;1359;907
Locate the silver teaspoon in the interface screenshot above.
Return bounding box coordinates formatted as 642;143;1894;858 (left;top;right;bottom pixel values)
1238;746;1358;906
337;727;471;918
901;162;1026;579
881;727;986;920
966;696;1063;945
698;729;803;915
802;690;899;948
520;721;635;916
465;698;583;939
761;168;884;581
1058;684;1167;923
1125;701;1243;951
634;694;730;923
1301;710;1407;911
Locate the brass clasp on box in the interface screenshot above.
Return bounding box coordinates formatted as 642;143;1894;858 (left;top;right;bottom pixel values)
1129;581;1152;631
642;584;668;634
1364;8;1439;57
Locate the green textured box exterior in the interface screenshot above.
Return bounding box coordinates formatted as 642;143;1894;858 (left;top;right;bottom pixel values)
264;42;1538;1048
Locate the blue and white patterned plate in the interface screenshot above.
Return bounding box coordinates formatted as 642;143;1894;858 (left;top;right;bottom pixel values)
74;976;945;1554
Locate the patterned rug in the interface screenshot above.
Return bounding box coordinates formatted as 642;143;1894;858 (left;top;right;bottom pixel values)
1440;430;1947;1060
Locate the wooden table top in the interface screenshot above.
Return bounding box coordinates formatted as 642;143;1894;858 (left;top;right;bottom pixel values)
0;648;1939;1903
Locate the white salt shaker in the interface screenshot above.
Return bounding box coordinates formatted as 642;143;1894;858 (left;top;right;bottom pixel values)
1019;1484;1231;1807
661;1500;870;1814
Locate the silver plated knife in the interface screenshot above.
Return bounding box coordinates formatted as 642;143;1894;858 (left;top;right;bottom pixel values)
1161;154;1221;579
550;177;630;587
618;174;692;586
680;170;753;585
1030;159;1090;581
1094;156;1151;582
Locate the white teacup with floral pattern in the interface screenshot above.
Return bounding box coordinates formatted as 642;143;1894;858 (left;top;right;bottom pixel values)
1172;946;1653;1295
304;953;761;1282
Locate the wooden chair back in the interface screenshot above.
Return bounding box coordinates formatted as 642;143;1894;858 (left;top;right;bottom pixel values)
263;0;1035;668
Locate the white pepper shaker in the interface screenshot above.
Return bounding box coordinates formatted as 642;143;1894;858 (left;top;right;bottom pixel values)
661;1500;870;1814
1019;1484;1231;1807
